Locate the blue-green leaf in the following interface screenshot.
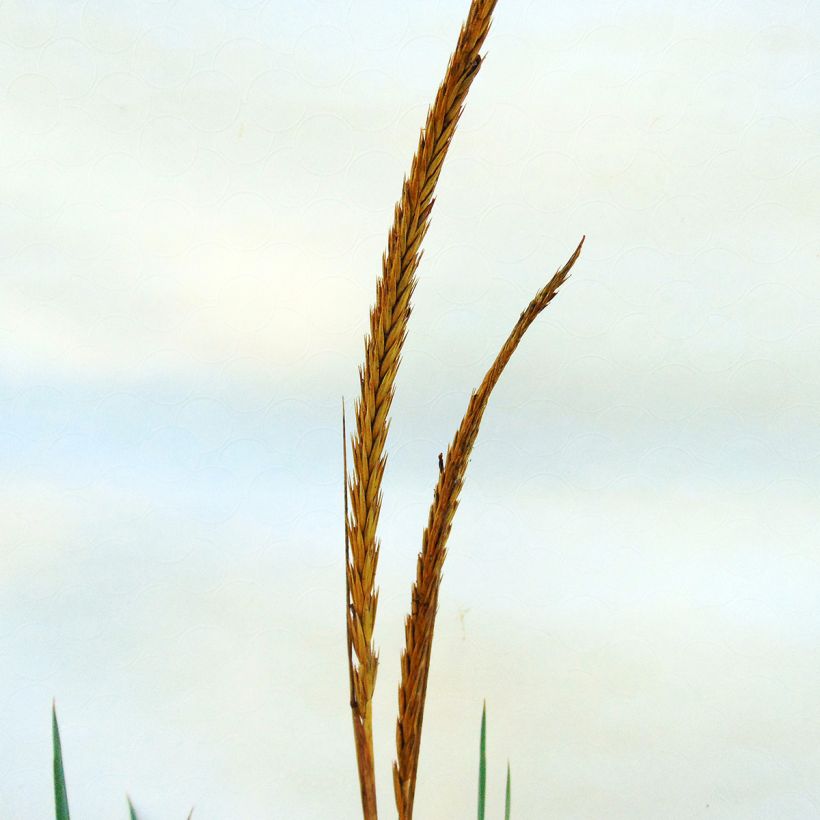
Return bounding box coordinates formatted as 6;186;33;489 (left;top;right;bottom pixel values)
504;761;511;820
52;703;70;820
477;702;487;820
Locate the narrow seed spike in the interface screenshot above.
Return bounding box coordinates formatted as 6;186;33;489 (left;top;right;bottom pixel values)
346;3;501;818
393;238;584;818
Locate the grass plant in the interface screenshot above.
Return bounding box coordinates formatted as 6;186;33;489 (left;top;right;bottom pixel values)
343;1;583;816
45;2;582;817
344;1;502;815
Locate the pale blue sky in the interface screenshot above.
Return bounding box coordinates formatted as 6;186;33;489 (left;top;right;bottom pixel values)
1;0;819;818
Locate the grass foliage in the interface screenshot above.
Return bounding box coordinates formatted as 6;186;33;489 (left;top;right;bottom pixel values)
52;708;192;820
477;705;511;819
52;704;70;820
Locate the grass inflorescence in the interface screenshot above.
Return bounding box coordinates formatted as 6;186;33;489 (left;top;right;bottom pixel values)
343;1;583;817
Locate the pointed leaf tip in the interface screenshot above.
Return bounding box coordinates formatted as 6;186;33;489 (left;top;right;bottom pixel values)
505;760;512;820
477;704;487;820
52;705;71;820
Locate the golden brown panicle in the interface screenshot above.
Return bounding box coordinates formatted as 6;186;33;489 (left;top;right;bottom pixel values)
345;1;500;817
393;238;585;819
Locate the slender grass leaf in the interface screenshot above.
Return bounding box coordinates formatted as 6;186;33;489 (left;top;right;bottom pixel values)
52;703;70;820
127;796;138;820
504;761;511;820
478;702;487;820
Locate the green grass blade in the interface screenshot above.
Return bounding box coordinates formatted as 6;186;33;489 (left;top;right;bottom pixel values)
504;761;511;820
477;702;487;820
127;796;138;820
52;703;71;820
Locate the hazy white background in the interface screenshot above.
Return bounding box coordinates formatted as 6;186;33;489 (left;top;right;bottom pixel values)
1;0;819;817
